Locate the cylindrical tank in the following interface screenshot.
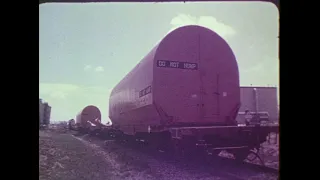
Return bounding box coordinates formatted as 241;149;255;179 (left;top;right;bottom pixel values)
109;25;240;134
76;105;102;129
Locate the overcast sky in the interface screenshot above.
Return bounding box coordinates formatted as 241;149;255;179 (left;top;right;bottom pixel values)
39;2;279;123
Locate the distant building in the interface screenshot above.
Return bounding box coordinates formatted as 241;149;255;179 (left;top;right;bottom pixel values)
39;98;52;126
39;99;44;125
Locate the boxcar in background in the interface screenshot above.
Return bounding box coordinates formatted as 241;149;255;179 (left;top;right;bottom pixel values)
39;98;52;127
39;99;44;125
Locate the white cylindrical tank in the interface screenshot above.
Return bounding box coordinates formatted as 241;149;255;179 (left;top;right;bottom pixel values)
76;105;102;129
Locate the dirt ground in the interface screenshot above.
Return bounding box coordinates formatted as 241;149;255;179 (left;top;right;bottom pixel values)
39;129;279;180
39;130;117;180
39;130;227;180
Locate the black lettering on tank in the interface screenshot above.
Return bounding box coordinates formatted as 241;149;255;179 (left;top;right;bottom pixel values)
157;60;197;70
139;85;152;98
158;60;166;67
169;62;179;68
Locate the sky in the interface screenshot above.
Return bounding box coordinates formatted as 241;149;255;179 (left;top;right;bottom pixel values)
39;2;279;123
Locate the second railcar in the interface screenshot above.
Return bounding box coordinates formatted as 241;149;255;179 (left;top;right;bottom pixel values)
76;105;102;132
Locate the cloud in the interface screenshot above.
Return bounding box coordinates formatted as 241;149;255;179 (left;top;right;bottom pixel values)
84;65;105;73
240;59;279;89
169;14;236;38
94;66;104;72
39;83;111;100
84;65;92;71
39;83;80;98
49;91;67;99
242;55;279;75
243;63;264;73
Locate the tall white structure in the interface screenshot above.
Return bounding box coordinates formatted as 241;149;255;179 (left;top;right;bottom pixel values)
237;86;278;123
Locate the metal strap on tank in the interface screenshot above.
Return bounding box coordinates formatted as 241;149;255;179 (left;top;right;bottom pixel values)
253;88;259;112
153;102;173;125
228;103;241;124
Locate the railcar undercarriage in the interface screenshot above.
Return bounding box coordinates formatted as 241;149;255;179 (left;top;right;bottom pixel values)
110;124;279;163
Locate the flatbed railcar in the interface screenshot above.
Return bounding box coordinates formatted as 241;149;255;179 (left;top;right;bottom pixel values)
78;25;279;161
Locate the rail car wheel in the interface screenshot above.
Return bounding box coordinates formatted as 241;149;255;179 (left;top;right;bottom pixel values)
165;138;182;158
99;131;108;139
183;145;207;161
142;134;157;151
124;135;137;147
155;132;173;152
114;131;125;144
89;129;99;136
78;128;87;134
167;136;207;161
232;148;251;162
